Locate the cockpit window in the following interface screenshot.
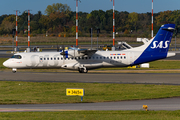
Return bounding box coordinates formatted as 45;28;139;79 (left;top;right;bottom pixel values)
11;55;22;59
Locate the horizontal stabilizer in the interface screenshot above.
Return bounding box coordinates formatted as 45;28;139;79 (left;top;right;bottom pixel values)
167;52;176;58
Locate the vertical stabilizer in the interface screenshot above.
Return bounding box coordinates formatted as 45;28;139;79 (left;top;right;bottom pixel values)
134;24;175;65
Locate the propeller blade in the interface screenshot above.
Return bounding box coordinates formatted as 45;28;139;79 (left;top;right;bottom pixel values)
60;45;68;58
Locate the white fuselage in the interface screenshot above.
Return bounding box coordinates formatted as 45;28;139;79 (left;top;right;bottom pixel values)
3;50;141;70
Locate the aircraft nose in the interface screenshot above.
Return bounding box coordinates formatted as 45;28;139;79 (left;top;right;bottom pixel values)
3;60;9;67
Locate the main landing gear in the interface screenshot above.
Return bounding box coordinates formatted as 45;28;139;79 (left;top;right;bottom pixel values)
12;68;17;73
78;67;88;73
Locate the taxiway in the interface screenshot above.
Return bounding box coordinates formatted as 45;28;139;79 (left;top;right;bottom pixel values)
0;71;180;85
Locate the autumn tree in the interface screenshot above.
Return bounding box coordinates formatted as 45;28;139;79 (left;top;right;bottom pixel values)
45;3;71;16
116;11;129;32
31;11;42;34
18;11;29;33
128;12;138;32
39;15;50;33
0;15;16;34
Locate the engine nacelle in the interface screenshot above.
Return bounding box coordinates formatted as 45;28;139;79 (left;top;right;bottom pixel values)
60;50;85;58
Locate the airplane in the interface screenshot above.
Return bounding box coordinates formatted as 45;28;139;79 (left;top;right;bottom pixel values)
3;24;176;73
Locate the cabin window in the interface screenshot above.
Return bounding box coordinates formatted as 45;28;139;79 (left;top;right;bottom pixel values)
124;56;126;59
117;56;119;59
44;58;46;60
114;57;116;59
54;58;56;60
121;56;122;59
100;57;102;59
110;57;112;59
47;58;49;60
11;55;22;59
61;58;63;60
40;58;43;60
104;57;106;59
57;57;59;60
82;57;84;59
89;57;91;59
107;57;109;59
51;58;53;60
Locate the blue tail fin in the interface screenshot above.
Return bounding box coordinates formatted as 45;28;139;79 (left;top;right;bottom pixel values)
134;24;175;65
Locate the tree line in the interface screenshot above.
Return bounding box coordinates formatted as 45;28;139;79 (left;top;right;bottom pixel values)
0;3;180;38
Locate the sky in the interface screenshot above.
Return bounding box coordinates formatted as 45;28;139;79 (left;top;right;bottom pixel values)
0;0;180;16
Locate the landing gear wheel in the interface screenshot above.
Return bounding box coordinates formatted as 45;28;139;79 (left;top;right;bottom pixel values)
78;68;88;73
12;68;17;73
83;69;88;73
79;69;82;73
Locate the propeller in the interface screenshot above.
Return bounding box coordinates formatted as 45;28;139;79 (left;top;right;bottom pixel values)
60;45;68;58
60;45;64;55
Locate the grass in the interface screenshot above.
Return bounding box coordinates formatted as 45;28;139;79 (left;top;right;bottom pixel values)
150;60;180;69
0;81;180;104
0;58;7;69
1;111;180;120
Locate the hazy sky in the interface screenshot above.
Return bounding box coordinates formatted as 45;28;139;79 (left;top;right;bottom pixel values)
0;0;179;15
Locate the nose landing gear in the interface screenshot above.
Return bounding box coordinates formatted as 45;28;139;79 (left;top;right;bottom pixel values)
12;68;17;73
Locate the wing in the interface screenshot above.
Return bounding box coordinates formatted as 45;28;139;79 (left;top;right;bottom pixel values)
78;49;97;56
60;48;97;58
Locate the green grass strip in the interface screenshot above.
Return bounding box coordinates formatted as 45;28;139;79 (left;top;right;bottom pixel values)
0;81;180;104
1;111;180;120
